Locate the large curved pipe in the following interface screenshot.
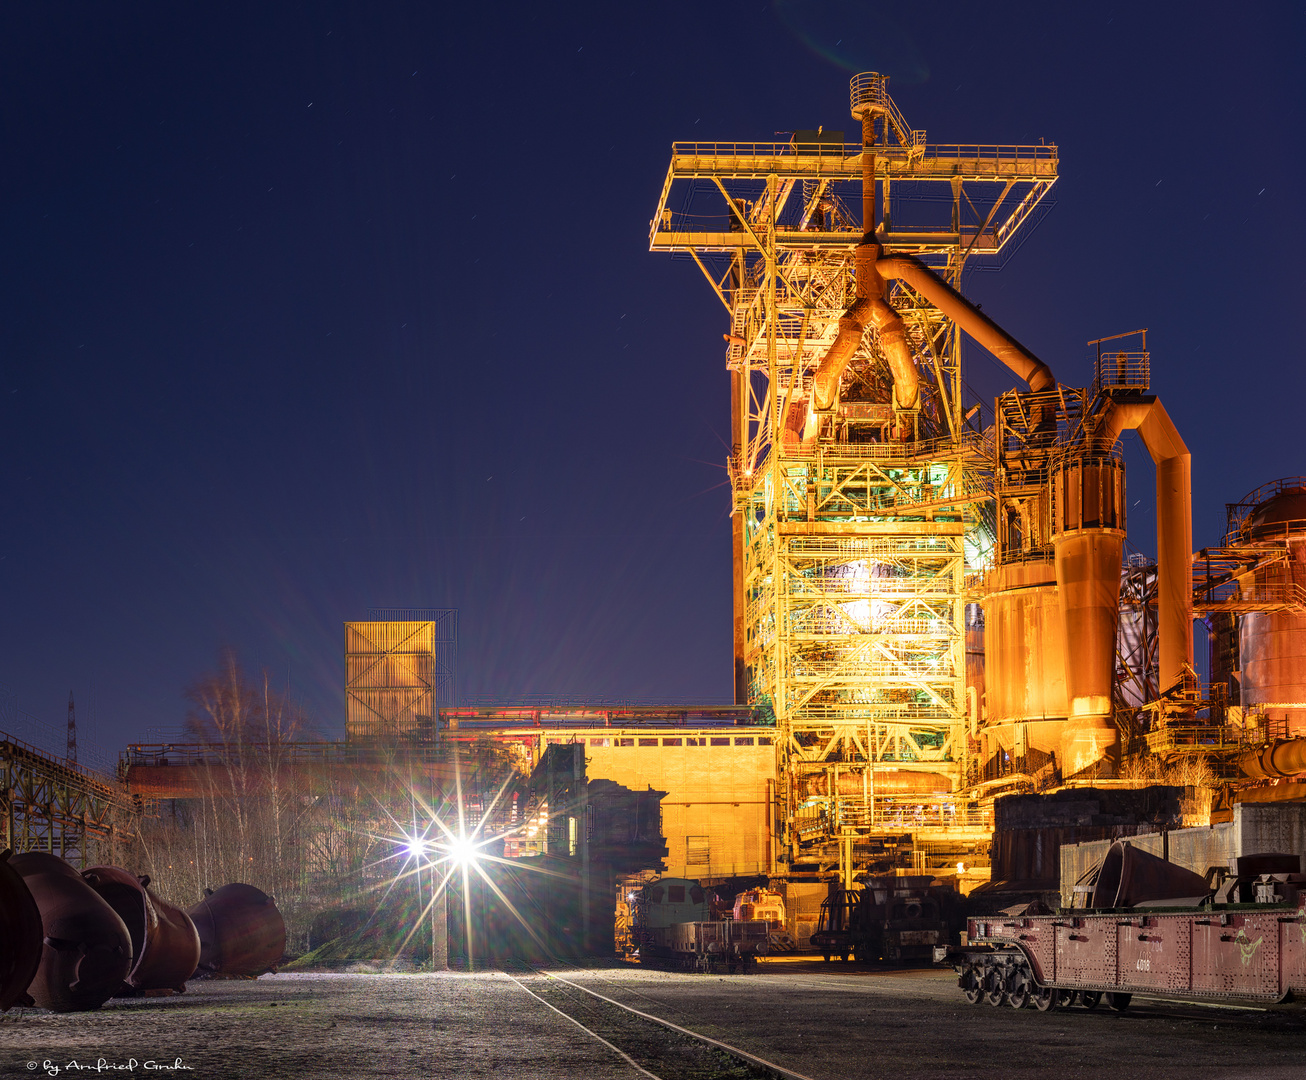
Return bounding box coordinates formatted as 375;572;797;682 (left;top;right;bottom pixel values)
1094;398;1193;690
876;255;1055;393
809;265;922;418
810;295;873;412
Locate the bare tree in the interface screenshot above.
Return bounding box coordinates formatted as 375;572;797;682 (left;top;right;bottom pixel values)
138;652;316;922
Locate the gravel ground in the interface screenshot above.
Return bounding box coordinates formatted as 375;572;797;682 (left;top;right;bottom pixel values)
0;972;646;1080
1;960;1305;1080
564;959;1306;1080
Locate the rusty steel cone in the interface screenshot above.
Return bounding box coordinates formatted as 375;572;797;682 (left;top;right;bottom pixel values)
187;883;285;977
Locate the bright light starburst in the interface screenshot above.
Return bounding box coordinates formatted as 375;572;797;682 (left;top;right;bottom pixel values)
354;750;576;969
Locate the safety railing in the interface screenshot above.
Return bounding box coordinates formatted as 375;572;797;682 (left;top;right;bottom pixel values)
666;141;1057;163
1;732;126;794
1143;724;1246;755
1093;350;1150;395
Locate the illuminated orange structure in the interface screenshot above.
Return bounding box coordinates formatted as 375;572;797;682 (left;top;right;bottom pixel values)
648;73;1306;879
651;73;1062;873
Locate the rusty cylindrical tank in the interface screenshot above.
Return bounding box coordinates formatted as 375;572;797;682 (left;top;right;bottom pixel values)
1052;457;1125;776
0;849;43;1011
980;559;1068;758
1238;483;1306;735
9;852;132;1012
187;883;285;977
82;866;200;994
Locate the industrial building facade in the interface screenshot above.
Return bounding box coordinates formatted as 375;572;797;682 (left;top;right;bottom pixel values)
507;728;773;880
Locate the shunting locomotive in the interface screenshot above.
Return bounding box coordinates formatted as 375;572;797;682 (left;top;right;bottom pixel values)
632;877;770;972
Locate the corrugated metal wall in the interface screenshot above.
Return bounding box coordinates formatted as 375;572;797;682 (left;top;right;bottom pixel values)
345;621;436;742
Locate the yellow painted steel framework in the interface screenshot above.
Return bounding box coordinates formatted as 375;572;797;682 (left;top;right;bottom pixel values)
1;734;137;867
651;75;1056;866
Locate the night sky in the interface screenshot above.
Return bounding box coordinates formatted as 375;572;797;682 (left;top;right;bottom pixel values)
1;3;1301;758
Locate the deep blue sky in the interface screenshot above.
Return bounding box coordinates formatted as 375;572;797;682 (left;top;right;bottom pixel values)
1;2;1301;754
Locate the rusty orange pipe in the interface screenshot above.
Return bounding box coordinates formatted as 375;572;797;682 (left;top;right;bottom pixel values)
875;255;1056;393
860;112;876;244
811;296;872;411
803;770;951;797
1095;398;1193;689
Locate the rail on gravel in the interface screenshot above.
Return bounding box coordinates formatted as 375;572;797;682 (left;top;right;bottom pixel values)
501;962;816;1080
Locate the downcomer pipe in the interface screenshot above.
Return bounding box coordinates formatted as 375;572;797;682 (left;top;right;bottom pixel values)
809;294;922;416
1095;398;1194;690
875;255;1056;394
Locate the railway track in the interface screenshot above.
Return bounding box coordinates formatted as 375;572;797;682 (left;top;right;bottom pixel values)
501;964;816;1080
518;960;1306;1037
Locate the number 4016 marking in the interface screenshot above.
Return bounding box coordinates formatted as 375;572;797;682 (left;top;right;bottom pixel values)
1135;958;1151;972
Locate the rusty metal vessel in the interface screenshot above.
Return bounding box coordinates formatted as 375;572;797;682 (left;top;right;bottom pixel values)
9;852;132;1012
187;883;285;977
82;865;200;995
0;849;43;1011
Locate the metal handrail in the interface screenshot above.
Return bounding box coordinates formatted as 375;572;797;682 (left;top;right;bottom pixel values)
1092;350;1150;395
668;141;1057;162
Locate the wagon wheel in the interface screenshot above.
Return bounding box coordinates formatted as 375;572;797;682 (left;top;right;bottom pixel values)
1008;976;1032;1010
1054;989;1076;1009
1032;985;1056;1012
961;969;983;1005
1079;990;1102;1010
1106;993;1131;1012
984;968;1007;1007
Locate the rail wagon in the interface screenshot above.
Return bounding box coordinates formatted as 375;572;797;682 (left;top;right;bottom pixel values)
945;842;1306;1011
815;877;963;963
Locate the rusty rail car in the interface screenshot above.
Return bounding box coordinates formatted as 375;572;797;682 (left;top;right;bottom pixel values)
949;903;1306;1011
946;842;1306;1011
632;878;769;973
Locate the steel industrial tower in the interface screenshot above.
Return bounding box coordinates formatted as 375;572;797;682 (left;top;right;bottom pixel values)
651;74;1057;872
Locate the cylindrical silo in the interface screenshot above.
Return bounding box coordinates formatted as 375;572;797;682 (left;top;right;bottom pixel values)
1051;457;1126;776
981;559;1068;760
1237;483;1306;735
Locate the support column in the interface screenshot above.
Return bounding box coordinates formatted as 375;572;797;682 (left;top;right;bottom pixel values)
430;873;448;970
574;743;590;955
